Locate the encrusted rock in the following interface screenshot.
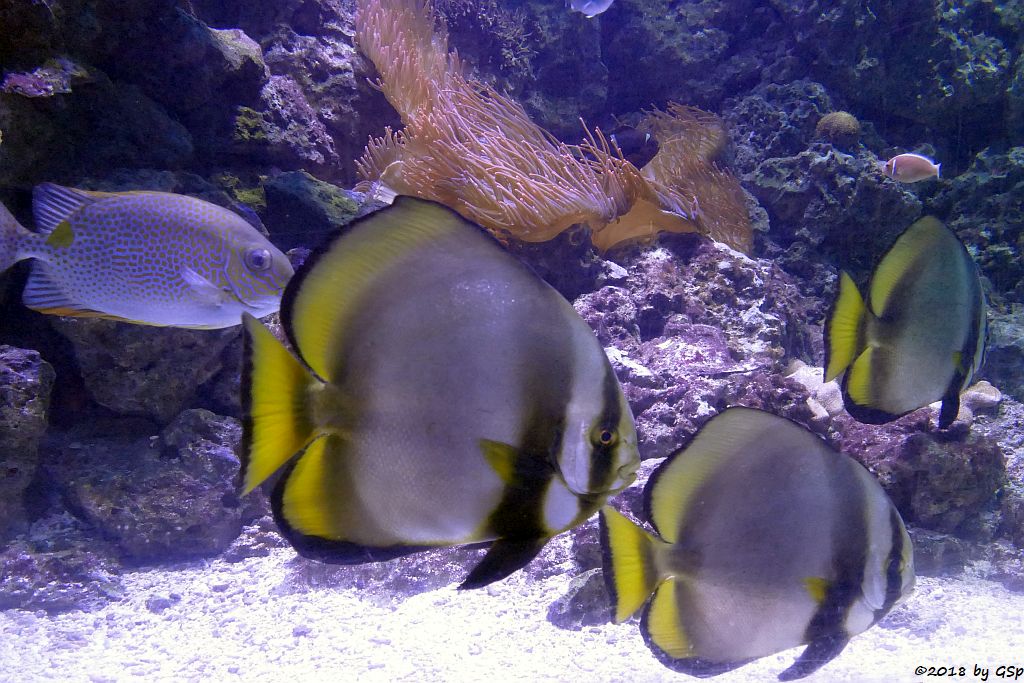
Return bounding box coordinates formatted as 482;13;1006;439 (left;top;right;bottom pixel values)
575;235;818;459
0;345;55;539
263;170;360;250
46;409;265;563
48;318;239;424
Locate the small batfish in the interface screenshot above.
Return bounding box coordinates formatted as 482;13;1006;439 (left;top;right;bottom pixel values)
825;216;987;427
0;184;293;328
569;0;616;18
880;153;940;183
242;196;640;589
600;407;915;681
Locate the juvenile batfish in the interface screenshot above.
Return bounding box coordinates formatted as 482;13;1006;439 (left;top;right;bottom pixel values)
568;0;615;18
825;216;987;427
242;196;640;589
601;407;915;681
0;184;293;328
880;153;940;182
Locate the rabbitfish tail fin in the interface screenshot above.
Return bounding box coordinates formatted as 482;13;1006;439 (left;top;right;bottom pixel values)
824;272;867;382
0;202;30;273
600;506;663;623
241;313;319;495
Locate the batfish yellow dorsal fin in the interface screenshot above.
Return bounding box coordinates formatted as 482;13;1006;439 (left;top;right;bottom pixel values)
480;439;519;485
868;217;944;316
242;313;319;494
803;576;830;604
600;506;662;623
645;579;691;659
284;197;474;382
648;408;777;544
824;272;866;382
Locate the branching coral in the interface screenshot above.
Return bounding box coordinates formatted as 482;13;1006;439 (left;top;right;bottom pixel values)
354;0;751;253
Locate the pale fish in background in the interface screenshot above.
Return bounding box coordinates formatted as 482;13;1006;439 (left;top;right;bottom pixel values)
568;0;615;18
0;183;293;329
880;152;941;182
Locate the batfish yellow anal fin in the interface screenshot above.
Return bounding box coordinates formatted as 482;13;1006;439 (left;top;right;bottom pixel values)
825;272;866;382
280;434;346;538
844;345;877;407
285;197;479;381
242;313;319;494
644;579;691;659
599;506;663;623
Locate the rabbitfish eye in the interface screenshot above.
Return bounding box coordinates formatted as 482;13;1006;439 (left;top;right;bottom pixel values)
245;248;272;271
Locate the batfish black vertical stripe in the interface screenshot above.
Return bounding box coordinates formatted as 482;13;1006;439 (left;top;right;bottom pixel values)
587;362;624;494
801;460;868;645
877;507;905;620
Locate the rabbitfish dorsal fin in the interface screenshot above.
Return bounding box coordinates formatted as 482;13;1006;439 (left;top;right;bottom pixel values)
283;196;482;382
32;183;106;235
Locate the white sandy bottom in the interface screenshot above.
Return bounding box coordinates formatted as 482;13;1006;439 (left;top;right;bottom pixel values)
2;548;1023;683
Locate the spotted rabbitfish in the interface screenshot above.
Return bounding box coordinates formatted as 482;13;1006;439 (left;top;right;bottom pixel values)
242;196;641;589
0;183;293;329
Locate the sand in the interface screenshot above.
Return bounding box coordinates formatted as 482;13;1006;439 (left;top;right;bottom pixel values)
2;545;1022;683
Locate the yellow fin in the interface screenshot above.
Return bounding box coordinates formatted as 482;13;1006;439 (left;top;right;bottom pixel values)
480;439;519;485
645;579;690;658
803;576;830;604
286;197;474;381
44;220;74;248
242;313;318;494
280;434;344;538
824;272;866;382
600;506;662;623
868;217;944;316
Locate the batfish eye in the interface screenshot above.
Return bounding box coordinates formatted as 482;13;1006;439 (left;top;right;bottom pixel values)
245;248;272;271
592;426;618;447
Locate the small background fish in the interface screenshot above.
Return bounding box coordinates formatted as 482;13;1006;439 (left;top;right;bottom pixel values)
568;0;616;18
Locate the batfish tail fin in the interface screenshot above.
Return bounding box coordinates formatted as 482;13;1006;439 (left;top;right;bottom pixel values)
600;505;663;623
241;312;319;494
824;271;866;382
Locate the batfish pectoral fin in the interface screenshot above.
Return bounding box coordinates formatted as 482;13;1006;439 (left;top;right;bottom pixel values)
458;536;548;590
777;632;850;681
480;438;520;485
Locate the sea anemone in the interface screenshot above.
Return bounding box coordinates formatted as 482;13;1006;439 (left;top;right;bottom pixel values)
354;0;751;253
